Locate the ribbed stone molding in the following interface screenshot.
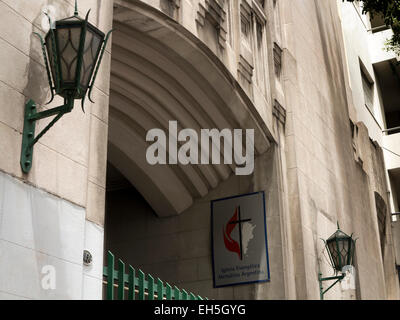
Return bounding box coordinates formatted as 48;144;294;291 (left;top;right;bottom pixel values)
196;0;227;49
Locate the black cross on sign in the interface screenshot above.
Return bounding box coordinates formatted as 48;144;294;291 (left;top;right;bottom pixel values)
229;206;252;260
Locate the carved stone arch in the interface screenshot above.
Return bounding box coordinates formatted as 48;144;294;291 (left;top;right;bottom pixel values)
111;0;273;217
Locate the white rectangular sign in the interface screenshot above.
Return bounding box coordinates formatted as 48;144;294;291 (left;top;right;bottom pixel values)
211;192;270;288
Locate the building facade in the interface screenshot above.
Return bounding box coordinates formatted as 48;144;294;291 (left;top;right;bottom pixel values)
0;0;399;300
339;0;400;299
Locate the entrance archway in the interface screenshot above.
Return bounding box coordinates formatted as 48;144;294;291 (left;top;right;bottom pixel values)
104;0;274;299
108;0;272;218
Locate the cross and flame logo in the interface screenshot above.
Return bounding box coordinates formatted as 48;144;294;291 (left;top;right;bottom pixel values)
222;206;252;261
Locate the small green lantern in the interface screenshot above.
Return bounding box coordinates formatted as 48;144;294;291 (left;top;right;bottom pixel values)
20;0;112;173
318;223;357;300
325;226;356;273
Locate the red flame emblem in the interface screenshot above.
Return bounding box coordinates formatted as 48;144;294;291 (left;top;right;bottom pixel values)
223;208;241;259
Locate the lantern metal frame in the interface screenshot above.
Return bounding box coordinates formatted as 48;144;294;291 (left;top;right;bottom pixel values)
20;0;112;173
318;223;357;300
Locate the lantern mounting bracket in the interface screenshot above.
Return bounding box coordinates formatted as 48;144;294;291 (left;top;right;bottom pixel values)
318;273;345;300
20;97;74;174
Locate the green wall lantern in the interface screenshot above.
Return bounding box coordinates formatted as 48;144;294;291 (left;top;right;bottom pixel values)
318;223;357;300
21;0;112;173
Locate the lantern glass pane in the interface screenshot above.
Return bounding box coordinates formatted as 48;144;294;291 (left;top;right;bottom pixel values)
338;239;344;251
326;228;356;272
327;241;340;270
339;239;349;269
57;26;82;83
80;28;103;89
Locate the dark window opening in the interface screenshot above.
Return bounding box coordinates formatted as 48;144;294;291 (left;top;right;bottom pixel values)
241;16;251;43
374;60;400;135
370;13;390;33
386;111;400;134
361;65;374;112
274;43;282;79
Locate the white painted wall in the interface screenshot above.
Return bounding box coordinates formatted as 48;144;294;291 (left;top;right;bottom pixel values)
384;133;400;171
368;29;398;64
339;1;386;143
0;171;104;300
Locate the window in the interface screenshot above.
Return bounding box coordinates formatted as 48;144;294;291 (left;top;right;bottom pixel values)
241;15;251;45
160;0;179;20
360;64;374;112
274;43;282;79
238;1;254;88
256;20;263;49
238;0;269;92
386;111;400;135
226;0;233;46
254;19;263;86
272;0;282;46
370;13;389;33
375;60;400;135
196;0;228;52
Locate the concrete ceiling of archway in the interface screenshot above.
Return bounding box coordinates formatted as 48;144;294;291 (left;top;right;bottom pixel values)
109;0;274;217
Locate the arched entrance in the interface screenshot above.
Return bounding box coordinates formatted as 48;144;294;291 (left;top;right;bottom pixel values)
104;0;275;299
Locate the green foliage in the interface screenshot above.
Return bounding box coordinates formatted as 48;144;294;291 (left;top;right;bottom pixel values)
345;0;400;54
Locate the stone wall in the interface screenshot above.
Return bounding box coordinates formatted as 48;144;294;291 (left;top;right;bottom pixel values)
281;0;399;299
0;0;113;299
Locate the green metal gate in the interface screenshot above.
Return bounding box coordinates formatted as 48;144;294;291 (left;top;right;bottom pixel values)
103;251;207;300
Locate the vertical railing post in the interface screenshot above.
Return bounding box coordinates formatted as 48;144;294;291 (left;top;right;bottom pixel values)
138;270;145;300
166;283;172;300
174;286;180;300
157;278;164;301
148;275;155;300
103;252;208;301
118;259;125;300
128;265;135;300
107;251;115;300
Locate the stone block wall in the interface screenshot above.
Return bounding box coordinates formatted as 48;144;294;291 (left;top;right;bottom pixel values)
0;0;113;299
